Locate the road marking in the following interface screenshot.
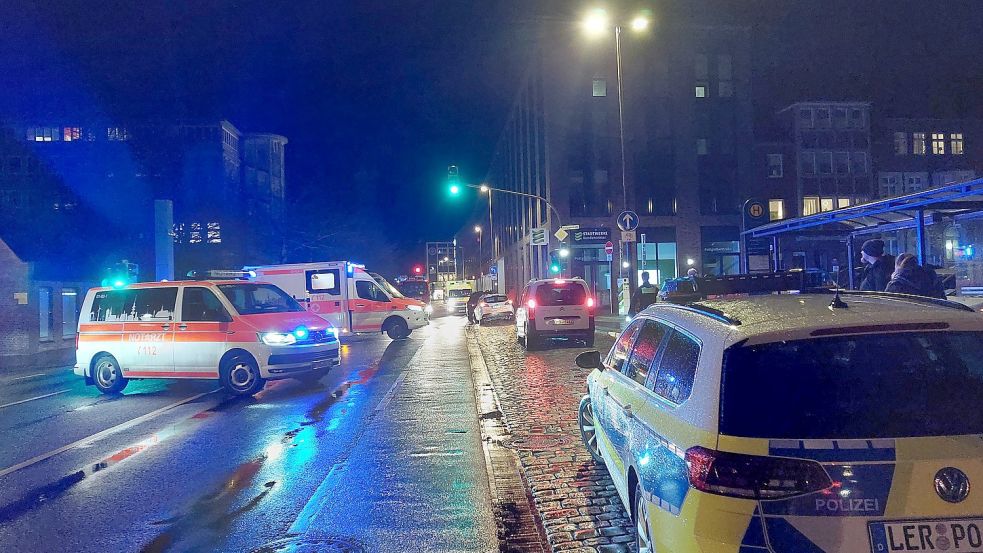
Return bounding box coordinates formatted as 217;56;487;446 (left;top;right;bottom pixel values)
0;389;218;479
3;373;48;382
373;372;406;413
0;390;70;410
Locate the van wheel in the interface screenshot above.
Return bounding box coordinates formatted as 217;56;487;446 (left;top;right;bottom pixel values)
386;319;409;340
635;482;654;553
92;353;128;394
221;355;265;396
578;396;603;464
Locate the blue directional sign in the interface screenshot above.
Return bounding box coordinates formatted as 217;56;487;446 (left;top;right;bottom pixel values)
617;210;639;231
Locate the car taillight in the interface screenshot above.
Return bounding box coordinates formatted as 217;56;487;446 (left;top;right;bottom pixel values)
586;297;595;308
526;298;536;310
685;446;832;500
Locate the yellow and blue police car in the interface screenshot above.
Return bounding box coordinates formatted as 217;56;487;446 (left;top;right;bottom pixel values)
577;284;982;552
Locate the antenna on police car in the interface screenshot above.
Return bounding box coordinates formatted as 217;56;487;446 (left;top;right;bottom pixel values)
829;272;849;310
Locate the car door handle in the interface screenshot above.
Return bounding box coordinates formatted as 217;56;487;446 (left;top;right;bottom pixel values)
178;324;188;330
160;323;170;330
354;303;366;308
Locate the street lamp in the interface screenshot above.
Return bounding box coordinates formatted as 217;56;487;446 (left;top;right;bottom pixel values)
581;7;651;212
474;225;483;275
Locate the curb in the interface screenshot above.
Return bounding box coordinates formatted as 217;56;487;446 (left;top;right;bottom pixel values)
466;327;550;553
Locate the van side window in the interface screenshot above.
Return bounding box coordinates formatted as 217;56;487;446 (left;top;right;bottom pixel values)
89;290;135;322
130;288;178;321
356;280;389;302
605;320;642;373
181;288;231;322
624;320;669;386
650;330;701;404
306;269;340;295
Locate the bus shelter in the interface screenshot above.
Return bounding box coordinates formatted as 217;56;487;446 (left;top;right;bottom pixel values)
742;177;983;289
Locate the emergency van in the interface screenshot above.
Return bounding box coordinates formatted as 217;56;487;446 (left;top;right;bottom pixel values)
76;280;341;396
247;261;428;339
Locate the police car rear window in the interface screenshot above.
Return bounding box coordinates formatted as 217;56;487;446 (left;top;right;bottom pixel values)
535;283;586;306
720;331;983;439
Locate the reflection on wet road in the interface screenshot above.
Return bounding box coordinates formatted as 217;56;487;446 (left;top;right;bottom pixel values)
0;317;495;553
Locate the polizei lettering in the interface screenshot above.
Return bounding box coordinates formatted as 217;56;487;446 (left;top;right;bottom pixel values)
815;497;879;513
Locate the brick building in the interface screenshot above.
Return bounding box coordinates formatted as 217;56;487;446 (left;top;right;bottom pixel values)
473;23;754;307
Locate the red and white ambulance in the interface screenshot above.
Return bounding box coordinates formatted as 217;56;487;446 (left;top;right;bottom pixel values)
247;261;429;339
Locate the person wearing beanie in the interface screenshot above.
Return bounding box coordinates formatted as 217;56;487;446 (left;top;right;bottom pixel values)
885;253;946;299
858;239;895;291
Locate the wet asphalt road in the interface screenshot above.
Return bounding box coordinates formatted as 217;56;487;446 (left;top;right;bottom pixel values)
0;316;495;553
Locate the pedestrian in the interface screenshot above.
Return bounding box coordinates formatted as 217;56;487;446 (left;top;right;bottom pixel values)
629;271;659;316
686;268;699;278
466;290;488;324
885;253;946;299
858;239;895;292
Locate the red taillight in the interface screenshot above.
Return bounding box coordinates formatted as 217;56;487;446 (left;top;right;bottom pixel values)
586;297;595;308
685;446;832;499
526;298;536;310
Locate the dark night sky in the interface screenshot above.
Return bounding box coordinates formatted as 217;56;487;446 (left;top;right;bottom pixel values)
2;1;981;272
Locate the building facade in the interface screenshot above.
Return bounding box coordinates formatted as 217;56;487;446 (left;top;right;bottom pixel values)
478;23;754;307
0;120;287;280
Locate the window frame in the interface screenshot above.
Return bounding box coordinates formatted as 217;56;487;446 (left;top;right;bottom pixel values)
950;133;965;155
646;322;702;407
893;132;908;155
766;154;783;178
931;132;946;155
179;287;233;323
622;319;671;387
768;199;785;221
913;132;927;155
306;269;341;296
604;319;644;373
355;279;390;303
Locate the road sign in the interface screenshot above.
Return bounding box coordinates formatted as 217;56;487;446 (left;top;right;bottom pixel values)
621;230;637;242
530;227;549;246
606;253;613;262
554;224;580;242
617;210;639;231
604;241;614;255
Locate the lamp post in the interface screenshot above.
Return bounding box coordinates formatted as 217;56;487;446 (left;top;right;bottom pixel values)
474;225;483;276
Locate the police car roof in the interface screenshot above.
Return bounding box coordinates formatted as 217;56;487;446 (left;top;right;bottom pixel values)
644;293;983;347
92;279;266;292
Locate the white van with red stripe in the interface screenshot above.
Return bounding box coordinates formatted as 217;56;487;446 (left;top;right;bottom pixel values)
247;261;428;339
75;280;340;396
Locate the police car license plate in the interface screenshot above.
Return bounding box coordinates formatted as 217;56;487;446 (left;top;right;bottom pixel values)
869;518;983;552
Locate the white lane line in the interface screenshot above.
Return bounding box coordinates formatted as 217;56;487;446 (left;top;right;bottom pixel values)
0;389;218;480
3;373;48;383
0;390;70;410
373;372;407;413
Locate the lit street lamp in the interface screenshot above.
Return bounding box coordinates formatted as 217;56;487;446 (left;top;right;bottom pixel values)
474;225;483;275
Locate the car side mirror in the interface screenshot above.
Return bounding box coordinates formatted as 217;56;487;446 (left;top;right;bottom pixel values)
576;350;602;370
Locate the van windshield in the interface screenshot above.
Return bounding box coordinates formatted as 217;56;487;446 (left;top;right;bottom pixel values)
720;331;983;439
217;284;305;315
370;272;405;299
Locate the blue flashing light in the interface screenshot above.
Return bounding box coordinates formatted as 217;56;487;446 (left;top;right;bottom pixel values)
293;325;309;340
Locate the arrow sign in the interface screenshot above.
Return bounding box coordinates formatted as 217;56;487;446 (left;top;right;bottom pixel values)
617;210;639;231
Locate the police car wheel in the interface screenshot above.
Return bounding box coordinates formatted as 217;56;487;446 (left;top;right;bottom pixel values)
221;355;264;396
635;482;654;553
92;353;128;394
578;396;603;464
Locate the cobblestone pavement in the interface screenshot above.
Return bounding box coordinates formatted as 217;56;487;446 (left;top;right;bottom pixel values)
470;322;636;553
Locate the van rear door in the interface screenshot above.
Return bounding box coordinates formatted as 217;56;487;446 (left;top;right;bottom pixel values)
305;266;348;332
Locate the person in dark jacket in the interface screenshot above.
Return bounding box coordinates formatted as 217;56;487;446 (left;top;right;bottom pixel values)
885;253;946;299
858;239;895;291
466;290;490;324
629;272;659;316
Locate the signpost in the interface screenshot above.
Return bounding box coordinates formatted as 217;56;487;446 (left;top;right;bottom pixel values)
530;227;549;246
742;199;772;273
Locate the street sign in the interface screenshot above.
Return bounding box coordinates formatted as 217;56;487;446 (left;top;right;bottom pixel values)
554;224;580;242
617;210;639;231
604;241;614;255
621;230;637;242
530;227;549;246
606;253;613;262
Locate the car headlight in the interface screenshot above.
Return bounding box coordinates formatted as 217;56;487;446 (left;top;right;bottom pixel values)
260;332;297;346
328;327;339;339
447;298;458;307
406;304;423;312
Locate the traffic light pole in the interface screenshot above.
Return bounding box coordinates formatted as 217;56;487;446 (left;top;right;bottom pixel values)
462;184;563;229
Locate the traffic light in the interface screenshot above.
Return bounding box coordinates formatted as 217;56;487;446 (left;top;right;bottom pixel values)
549;251;561;274
447;164;461;196
413;265;423;275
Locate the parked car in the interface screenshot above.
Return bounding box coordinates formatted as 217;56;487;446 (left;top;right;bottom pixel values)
473;293;513;323
578;290;983;552
515;278;595;350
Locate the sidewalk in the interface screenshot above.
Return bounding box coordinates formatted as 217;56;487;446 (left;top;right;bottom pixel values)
594;315;626;337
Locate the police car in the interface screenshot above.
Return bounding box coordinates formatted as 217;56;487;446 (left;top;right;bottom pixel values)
576;274;983;552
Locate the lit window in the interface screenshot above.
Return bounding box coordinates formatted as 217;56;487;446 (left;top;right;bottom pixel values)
190;222;202;244
647;198;654;213
172;223;184;244
931;132;945;155
893;132;907;155
766;154;783;177
799;108;814;128
820;198;835;212
718;81;733;97
207;222;221;244
696;138;708;155
107;127;130;141
913;132;927;155
63;127;81;141
768;199;784;220
27;127;58;142
950;133;964;155
838;198;851;208
592;79;607;97
695;85;707;98
803;196;820;216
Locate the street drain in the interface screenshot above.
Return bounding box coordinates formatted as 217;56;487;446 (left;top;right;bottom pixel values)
502;434;572;451
250;536;365;553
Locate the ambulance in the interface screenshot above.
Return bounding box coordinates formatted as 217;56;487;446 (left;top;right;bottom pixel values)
247;261;428;339
75;280;340;396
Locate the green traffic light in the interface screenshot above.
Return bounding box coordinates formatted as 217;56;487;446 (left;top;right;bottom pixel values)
449;184;460;195
550;264;560;273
